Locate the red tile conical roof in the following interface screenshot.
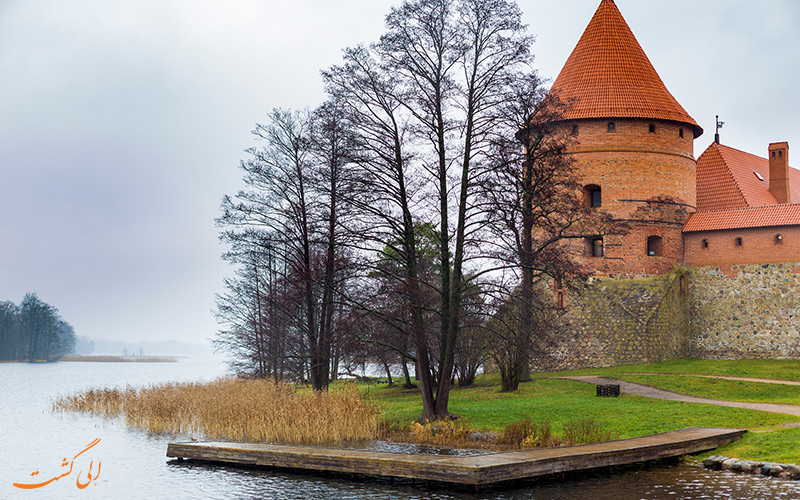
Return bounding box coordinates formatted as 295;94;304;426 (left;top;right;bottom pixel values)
549;0;702;137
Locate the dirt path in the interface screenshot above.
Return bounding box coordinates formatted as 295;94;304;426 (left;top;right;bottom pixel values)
551;375;800;418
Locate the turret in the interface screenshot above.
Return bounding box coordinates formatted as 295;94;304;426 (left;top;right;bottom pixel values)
548;0;702;276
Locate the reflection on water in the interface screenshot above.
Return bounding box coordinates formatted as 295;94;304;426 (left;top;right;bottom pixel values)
356;440;487;456
164;459;800;500
2;358;799;500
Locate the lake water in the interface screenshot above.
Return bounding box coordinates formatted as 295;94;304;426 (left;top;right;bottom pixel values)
3;358;800;500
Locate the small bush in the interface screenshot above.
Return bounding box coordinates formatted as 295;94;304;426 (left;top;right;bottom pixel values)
407;419;473;446
500;417;614;449
501;418;562;448
563;418;616;445
500;417;537;447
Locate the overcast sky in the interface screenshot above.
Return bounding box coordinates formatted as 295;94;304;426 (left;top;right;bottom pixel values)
1;0;798;349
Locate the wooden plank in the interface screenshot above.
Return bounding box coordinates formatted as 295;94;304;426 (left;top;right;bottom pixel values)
166;427;744;486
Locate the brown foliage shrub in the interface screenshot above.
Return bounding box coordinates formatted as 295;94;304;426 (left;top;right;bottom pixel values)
501;417;614;449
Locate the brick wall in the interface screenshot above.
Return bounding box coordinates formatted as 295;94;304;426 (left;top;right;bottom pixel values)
564;118;697;213
559;118;698;276
689;263;800;359
578;215;686;276
685;226;800;266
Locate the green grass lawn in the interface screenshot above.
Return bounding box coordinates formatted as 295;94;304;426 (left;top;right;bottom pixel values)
713;426;800;463
552;358;800;382
356;359;800;463
610;375;800;406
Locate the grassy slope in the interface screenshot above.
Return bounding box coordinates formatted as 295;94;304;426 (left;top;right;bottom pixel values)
361;361;800;463
546;359;800;463
612;375;800;406
552;358;800;381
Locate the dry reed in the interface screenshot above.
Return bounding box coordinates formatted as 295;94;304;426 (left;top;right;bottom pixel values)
53;378;379;445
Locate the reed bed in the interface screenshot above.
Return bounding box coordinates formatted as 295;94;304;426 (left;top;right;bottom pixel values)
53;378;380;445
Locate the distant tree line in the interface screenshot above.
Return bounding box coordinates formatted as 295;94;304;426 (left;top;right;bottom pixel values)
0;293;76;361
214;0;616;420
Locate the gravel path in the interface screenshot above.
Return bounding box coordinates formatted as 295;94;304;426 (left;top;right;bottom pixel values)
621;373;800;387
551;375;800;418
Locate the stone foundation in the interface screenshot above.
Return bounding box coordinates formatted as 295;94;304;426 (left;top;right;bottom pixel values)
525;263;800;372
532;272;690;371
689;263;800;359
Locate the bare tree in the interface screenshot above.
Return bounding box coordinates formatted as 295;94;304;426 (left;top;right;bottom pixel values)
218;109;335;389
214;232;299;379
323;44;438;415
375;0;534;417
482;74;618;391
320;0;536;419
308;101;358;387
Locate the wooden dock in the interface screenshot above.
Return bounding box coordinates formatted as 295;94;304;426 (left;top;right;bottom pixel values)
167;427;744;486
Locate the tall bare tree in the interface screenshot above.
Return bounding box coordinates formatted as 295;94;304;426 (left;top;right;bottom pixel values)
482;74;618;391
219;109;332;389
323;45;438;415
308;101;357;387
376;0;535;417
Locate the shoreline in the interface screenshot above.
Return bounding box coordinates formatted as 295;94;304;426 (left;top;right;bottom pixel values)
59;354;179;363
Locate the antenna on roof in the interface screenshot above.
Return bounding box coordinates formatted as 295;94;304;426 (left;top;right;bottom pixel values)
715;115;724;145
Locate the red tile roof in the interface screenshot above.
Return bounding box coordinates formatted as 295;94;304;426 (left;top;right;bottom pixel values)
695;143;748;211
696;143;800;212
549;0;702;137
684;204;800;232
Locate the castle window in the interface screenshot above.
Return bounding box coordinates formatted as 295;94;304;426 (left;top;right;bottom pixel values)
776;233;784;244
680;275;688;296
679;128;684;138
772;151;776;158
649;123;656;134
701;239;709;249
584;185;602;208
608;122;615;132
647;236;663;256
588;237;604;257
556;290;567;310
735;237;743;247
779;150;783;158
572;124;579;136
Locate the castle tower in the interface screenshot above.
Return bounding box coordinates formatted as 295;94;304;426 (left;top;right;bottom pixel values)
550;0;703;276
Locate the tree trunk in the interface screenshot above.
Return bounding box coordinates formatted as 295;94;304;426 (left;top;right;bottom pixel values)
382;360;394;387
401;358;414;388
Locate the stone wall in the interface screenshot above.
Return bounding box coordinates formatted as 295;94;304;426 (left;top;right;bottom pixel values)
532;271;690;371
689;263;800;359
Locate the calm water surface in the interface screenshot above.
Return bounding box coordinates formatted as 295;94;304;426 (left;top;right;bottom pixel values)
2;359;799;500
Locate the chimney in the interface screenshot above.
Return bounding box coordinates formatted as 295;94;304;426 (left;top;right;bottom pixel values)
769;142;791;204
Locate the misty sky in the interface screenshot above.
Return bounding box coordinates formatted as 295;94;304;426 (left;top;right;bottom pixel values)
1;0;798;348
